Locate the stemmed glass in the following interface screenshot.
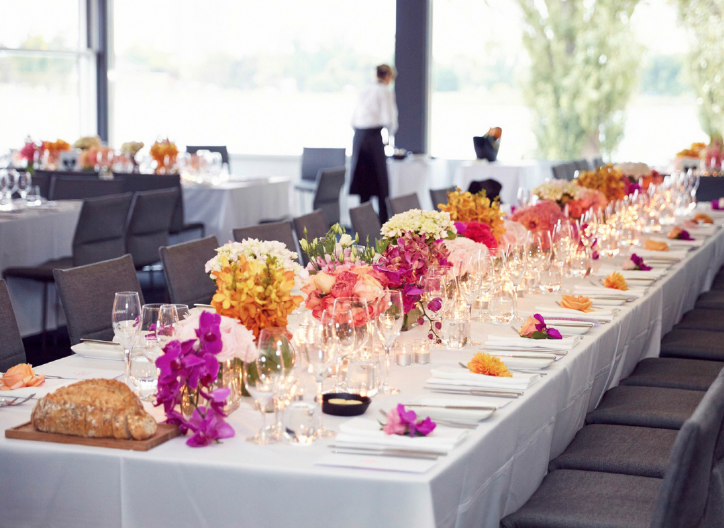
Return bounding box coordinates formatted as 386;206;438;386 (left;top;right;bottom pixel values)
455;249;487;314
305;314;337;438
156;304;179;349
112;292;142;387
16;171;31;203
134;304;163;400
376;290;404;395
478;254;497;321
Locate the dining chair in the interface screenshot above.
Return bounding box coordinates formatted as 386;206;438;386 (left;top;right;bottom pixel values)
293;210;329;266
54;254;144;345
311;166;346;226
659;328;724;362
294;147;347;194
429;186;455;211
2;193;134;348
125;188;180;270
673;308;724;331
500;369;724;528
159;235;219;306
0;279;26;371
233;220;299;256
349;201;381;247
467;179;502;201
49;177;125;200
695;290;724;310
185;145;230;169
385;193;421;216
619;357;724;391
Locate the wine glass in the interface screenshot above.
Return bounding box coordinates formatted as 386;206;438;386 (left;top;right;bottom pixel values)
478;254;497;321
156;304;179;349
16;171;31;202
456;248;487;312
257;327;294;437
332;297;370;357
243;360;279;445
134;304;163;400
172;304;190;320
376;290;404;395
112;292;142;387
305;315;337;438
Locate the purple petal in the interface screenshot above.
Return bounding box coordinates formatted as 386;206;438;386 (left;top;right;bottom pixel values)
547;328;562;339
415;417;437;436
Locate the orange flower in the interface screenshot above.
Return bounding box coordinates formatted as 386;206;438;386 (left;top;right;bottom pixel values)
644;240;669;252
150;139;179;171
43;139;71;154
604;272;628;291
667;227;683;239
437;188;506;241
694;213;714;225
467;352;512;377
1;363;45;391
576;164;626;202
561;295;594;312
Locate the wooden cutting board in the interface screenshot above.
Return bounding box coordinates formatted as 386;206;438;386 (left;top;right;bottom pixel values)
5;421;180;451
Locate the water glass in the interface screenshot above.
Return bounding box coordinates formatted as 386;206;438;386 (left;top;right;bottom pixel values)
130;351;158;401
569;247;592;278
112;292;142;387
26;185;41;206
282;400;320;445
16;171;31;201
376;290;404;394
156;304;179;349
346;357;379;397
539;265;562;293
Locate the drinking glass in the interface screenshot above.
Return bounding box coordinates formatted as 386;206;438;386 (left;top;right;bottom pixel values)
569;247;592;278
16;171;31;202
243;360;280;445
156;304;179;349
477;254;497;321
539;263;562;293
172;304;190;320
306;316;337;438
5;168;17;200
112;292;142;387
376;290;404;395
456;249;487;312
257;327;294;437
133;303;163;400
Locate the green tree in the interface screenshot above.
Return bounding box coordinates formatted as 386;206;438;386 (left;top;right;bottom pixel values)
516;0;641;159
676;0;724;138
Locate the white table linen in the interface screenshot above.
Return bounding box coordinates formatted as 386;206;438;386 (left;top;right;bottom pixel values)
387;157;450;211
454;160;552;205
2;225;724;528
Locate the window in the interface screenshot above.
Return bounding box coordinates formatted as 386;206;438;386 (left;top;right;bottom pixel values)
110;0;395;156
0;0;95;149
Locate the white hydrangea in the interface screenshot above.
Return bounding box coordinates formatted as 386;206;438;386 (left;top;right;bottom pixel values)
380;209;456;241
204;238;303;277
533;179;584;201
615;162;651;179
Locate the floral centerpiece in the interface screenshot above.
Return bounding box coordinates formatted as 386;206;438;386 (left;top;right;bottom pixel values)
155;311;257;447
150;139;179;174
16;137;39;174
375;209;455;340
509;200;566;242
73;136;101;150
437;188;506;242
576;164;627;202
299;224;387;324
533;180;608;220
41;139;71;170
445;235;489;275
121;141;145;171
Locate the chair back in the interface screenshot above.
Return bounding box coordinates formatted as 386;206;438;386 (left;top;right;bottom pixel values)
312;166;346;226
301;147;346;182
72;193;134;267
54;255;144;345
592;156;604;169
651;370;724;528
350;201;381;247
233;220;299;256
293;210;328;266
160;236;219;306
386;193;421;216
49;177;125;200
430;186;455;211
696;178;724;202
125;188;180;269
467;179;502;202
0;280;26;371
28;170;51;198
117;173;185;233
186;146;230;168
574;159;591;172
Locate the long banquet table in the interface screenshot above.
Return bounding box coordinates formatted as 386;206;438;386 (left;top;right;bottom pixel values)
2;218;724;528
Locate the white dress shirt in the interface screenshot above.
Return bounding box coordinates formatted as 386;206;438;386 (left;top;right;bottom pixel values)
351;81;398;135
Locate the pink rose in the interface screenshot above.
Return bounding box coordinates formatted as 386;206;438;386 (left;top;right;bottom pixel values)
216;316;257;362
330;271;358;298
622;259;636;270
382;407;406;435
352;272;384;304
312;272;336;294
520;315;538;337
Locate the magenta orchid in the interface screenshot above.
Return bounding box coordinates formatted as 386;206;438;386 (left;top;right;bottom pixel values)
381;404;437;438
628;253;652;271
520;313;562;340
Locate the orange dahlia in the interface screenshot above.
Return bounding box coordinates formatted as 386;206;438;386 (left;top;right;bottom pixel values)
467;352;512;377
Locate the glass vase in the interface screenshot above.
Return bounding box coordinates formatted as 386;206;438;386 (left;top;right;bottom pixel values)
182;358;243;416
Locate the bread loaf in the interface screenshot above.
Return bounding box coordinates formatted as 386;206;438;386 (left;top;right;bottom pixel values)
31;379;157;440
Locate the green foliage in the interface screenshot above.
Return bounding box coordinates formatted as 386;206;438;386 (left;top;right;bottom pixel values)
676;0;724;138
639;54;688;96
516;0;641;159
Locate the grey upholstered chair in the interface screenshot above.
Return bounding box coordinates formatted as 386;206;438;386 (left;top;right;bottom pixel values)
185;145;230;169
49;177;125;200
3;193;134;344
695;290;724;310
54;255;144;345
233;220;299;256
293;210;329;266
0;280;26;371
659;328;724;362
429;186;455;211
619;357;723;392
674;309;724;331
350;201;381;247
159;236;219;306
385;193;421;216
294;147;347;194
501;369;724;528
311;166;346;226
125;188;180;269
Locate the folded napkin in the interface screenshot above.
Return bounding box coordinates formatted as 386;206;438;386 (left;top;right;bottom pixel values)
688;225;717;237
533;306;614;322
428;366;539;390
648;237;704;249
634;248;689;261
404;397;505;423
336;417;467;453
573;286;646;299
595;267;667;280
71;342;124;361
484;334;581;351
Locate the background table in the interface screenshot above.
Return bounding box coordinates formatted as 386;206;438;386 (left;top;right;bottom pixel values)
2;223;723;528
454;160;552;205
182;177;292;242
0;201;82;336
388;157;451;210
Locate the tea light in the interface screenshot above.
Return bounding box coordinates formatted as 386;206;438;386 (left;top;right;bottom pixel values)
395;344;412;366
414;340;430;364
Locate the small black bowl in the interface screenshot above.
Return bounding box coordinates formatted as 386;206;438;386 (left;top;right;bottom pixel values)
322;393;371;416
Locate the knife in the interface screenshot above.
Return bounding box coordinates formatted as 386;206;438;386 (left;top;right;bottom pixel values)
405;403;497;411
424;386;521;398
330;448;440;460
80;338;120;346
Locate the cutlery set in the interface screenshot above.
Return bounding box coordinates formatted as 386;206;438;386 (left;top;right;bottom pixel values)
0;393;36;407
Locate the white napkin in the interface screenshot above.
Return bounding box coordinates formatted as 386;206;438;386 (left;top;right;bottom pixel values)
533;306;614;323
573;286;645;299
71;342;124;361
688;225;717;237
404;397;506;422
485;334;581;351
336;417;467;453
428;366;539;390
634;248;689;261
646;236;703;248
595;267;667;279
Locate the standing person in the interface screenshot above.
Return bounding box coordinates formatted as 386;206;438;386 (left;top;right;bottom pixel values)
349;64;398;223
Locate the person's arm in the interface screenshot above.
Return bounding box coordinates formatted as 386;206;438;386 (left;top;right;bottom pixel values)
380;86;398;136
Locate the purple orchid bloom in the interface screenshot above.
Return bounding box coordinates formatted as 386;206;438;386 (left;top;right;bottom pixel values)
397;404;418;426
630;253;652;271
427;297;443;312
454;221;467;235
533;313;546;332
412;416;437;436
713;200;722;211
547;328;562;339
678;230;694;241
186;406;235;447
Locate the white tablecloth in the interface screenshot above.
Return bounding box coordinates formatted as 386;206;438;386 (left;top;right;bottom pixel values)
454;160;552;205
0;201;82;336
2;226;724;528
182;177;292;243
388;157;451;210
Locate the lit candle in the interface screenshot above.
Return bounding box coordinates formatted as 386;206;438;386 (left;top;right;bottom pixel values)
395;344;412;366
414;340;430;364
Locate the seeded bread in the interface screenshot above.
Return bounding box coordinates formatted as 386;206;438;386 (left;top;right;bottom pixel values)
31;379;157;440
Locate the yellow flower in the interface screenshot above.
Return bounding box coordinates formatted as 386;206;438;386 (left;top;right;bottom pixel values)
576;164;626;202
467;352;512;377
643;240;669;252
437;188;506;241
604;272;628;291
694;213;713;225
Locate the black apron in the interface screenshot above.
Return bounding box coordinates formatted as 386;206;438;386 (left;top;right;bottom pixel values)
349;127;389;222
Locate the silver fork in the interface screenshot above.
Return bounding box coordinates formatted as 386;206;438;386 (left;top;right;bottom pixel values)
0;393;36;407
